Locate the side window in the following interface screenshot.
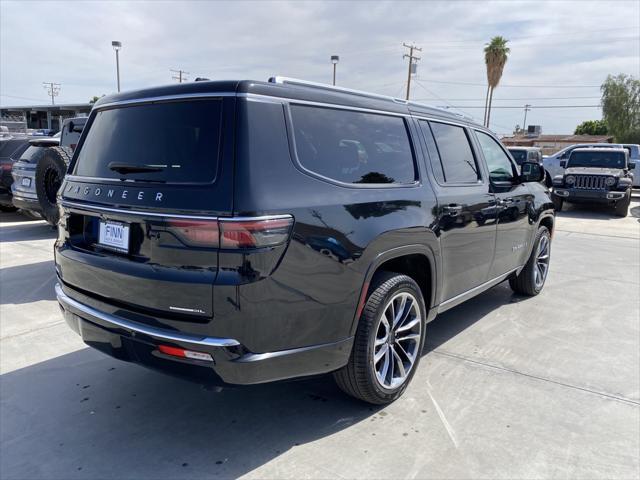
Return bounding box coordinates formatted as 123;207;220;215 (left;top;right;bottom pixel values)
475;131;517;182
428;121;480;183
289;105;416;185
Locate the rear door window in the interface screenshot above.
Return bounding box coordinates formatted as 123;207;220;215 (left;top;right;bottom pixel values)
289;105;416;185
424;121;480;183
73;99;223;183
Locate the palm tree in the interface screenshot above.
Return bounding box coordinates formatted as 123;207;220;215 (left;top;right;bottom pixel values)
483;36;510;128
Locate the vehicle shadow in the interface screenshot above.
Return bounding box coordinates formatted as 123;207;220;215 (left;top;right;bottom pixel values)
0;261;57;304
555;201;620;220
0;211;32;224
0;219;54;243
0;348;382;479
424;282;514;353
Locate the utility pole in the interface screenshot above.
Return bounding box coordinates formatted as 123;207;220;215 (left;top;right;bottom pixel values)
402;43;421;100
171;69;190;83
522;104;532;134
42;82;60;105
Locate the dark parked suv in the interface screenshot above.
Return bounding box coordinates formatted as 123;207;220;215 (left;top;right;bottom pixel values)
55;78;555;404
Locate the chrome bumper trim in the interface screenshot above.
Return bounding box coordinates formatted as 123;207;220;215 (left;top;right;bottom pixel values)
55;283;240;347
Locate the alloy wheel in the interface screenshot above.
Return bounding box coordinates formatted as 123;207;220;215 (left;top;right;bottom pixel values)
373;291;422;389
534;233;550;289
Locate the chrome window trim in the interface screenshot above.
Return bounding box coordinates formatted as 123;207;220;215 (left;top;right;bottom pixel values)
242;93;477;130
60;200;220;220
56;283;240;347
93;92;236;110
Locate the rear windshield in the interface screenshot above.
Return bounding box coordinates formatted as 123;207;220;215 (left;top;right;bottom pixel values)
568;151;626;169
508;149;527;164
73;99;223;183
19;145;46;164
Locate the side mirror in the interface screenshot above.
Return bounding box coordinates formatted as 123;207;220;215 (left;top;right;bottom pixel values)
629;163;636;170
560;160;567;168
520;162;544;183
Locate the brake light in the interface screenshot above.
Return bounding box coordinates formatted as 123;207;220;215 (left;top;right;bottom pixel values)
1;163;11;171
158;345;213;362
167;220;219;247
165;215;294;249
219;217;294;248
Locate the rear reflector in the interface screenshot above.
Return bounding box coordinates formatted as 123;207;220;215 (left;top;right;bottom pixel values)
166;215;294;249
158;345;213;362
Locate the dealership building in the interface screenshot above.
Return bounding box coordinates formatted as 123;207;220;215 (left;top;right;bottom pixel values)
0;103;92;133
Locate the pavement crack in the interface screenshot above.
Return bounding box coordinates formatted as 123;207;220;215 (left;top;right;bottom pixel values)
432;349;640;407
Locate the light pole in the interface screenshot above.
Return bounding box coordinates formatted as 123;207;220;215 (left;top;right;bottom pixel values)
331;55;339;85
112;41;122;92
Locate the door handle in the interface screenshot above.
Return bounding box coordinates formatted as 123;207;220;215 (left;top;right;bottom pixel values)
442;204;463;216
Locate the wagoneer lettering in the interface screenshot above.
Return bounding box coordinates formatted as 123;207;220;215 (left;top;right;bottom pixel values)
55;77;554;404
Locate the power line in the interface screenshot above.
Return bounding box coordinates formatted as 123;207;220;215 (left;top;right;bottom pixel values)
441;105;600;109
416;78;601;88
170;69;189;83
42;82;60;105
402;43;422;100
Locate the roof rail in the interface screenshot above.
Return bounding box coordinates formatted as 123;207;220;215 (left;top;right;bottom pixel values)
268;76;474;121
269;76;409;105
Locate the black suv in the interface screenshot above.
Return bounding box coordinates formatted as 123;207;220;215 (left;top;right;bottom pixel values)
552;147;634;217
54;78;554;404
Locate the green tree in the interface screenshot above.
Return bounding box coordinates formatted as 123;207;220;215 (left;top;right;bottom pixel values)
483;36;510;128
601;74;640;143
574;119;608;135
89;95;104;104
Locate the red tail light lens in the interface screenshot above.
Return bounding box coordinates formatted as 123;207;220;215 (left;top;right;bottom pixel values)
1;163;12;171
165;216;293;249
219;217;294;248
158;345;213;362
167;220;219;247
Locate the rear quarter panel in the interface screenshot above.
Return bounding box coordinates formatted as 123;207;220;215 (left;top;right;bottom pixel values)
212;97;439;353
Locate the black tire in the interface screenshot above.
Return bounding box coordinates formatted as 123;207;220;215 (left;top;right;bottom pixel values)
333;271;427;405
509;226;551;296
551;194;563;212
0;204;18;212
614;191;631;217
35;146;71;225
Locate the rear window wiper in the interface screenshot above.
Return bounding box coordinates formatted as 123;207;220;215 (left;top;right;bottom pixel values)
108;162;165;174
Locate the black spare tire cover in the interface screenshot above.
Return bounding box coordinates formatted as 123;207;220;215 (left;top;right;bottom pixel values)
35;146;71;225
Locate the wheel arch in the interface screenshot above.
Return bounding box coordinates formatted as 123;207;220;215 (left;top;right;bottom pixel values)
349;245;437;337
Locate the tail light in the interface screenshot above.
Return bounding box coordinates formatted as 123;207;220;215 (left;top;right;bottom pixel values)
166;215;293;249
219;217;293;248
1;163;12;171
167;220;220;247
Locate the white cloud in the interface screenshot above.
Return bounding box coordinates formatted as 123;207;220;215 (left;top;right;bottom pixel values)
1;0;638;134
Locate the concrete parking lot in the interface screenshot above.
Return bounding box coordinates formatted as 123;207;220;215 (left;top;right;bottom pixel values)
1;197;639;480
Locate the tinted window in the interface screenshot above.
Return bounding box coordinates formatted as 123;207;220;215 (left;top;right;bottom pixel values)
290;105;416;185
74;99;222;183
476;131;516;182
508;149;527;165
429;122;479;183
0;139;29;159
568;151;626;169
19;145;46;164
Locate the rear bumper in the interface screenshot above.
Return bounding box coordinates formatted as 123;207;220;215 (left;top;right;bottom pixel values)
56;283;353;386
553;188;627;203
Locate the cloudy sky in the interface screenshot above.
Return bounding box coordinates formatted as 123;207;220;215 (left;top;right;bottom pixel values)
1;0;638;135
